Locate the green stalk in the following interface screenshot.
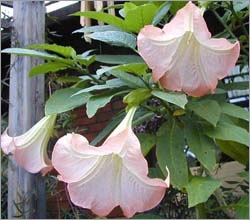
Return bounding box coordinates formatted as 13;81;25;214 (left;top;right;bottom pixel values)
211;9;249;55
228;1;249;38
211;9;237;39
73;64;104;84
204;168;235;219
213;188;235;218
195;203;207;219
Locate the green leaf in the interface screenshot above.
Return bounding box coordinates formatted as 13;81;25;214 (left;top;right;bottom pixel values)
170;1;187;14
123;2;158;33
45;88;91;115
136;133;156;156
91;107;155;145
75;50;96;66
215;140;249;165
73;79;126;94
123;88;151;108
91;110;125;145
73;25;121;34
186;176;222;208
219;81;249;91
220;103;249;121
86;31;136;50
95;54;144;64
111;70;146;88
187;100;221;127
29;62;69;77
148;166;165;179
72;11;128;31
152;90;187;109
185;123;217;172
238;171;249;182
56;76;82;84
234;195;249;219
1;48;64;61
205;121;249;146
233;1;249;12
78;49;95;58
76;54;95;67
118;63;148;75
152;1;171;25
27;43;77;58
156;120;188;189
133;111;155;127
97;63;148;76
86;91;125;118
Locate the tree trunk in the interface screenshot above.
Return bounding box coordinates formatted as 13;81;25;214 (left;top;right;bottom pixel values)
8;1;46;218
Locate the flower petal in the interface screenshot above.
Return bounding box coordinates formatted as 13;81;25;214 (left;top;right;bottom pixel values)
13;134;52;174
67;155;118;217
119;166;167;218
163;1;211;40
116;130;168;217
52;133;114;183
13;116;54;147
137;25;181;82
1;129;16;154
52;107;169;217
67;153;167;218
52;129;168;217
1;115;56;175
105;107;137;139
137;1;240;97
159;35;240;96
106;128;148;176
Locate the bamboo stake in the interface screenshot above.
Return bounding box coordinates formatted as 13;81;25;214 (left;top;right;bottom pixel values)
94;1;104;25
107;1;115;16
94;1;103;11
80;1;92;43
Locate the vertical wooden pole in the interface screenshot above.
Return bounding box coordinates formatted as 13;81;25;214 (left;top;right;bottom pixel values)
8;1;46;218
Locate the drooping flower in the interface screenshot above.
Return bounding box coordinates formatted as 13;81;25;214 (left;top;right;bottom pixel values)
52;107;169;218
1;114;57;175
137;1;240;97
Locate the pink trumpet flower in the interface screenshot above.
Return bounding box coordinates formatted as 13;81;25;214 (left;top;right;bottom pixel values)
1;114;57;175
137;1;240;97
52;107;169;217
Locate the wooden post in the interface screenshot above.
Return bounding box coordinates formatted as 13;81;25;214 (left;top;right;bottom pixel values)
8;1;46;218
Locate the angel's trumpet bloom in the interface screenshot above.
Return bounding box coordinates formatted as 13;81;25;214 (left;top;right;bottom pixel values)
1;114;57;175
52;107;169;217
138;1;240;97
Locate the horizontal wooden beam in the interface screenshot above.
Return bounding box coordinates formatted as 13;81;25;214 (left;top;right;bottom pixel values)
48;2;80;22
1;1;13;7
1;1;61;8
